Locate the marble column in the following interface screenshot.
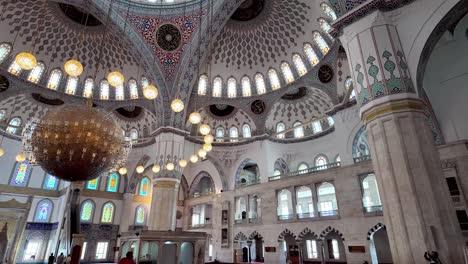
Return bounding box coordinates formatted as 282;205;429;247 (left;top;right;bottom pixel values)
339;11;464;263
120;193;135;232
149;177;180;231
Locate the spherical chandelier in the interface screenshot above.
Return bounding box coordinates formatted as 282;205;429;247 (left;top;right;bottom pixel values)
16;153;26;162
189;112;202;124
64;59;84;77
171;99;184;113
199;124;211;135
15;52;37;70
190;154;199;163
107;71;125;87
143;85;158;100
179;159;188;168
21;105;132;182
166;162;175;171
198;149;207;158
203;143;212;152
0;148;4;157
152;164;161;173
204;134;214;144
119;167;128;175
136;165;145;174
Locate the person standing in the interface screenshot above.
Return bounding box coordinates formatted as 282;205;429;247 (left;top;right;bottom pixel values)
65;254;71;264
47;253;55;264
56;253;65;264
119;251;135;264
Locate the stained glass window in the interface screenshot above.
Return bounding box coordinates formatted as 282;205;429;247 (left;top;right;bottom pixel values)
135;206;146;225
216;127;225;142
320;3;337;21
100;80;109;100
281;62;295;83
318;18;333;39
65;76;78;95
115;85;124;100
255;73;266;95
292;54;307;76
315;155;328;167
268;69;281;90
313;32;330;55
47;69;63;90
43;174;59;190
35;199;53;222
227;78;237;98
83;78;94;98
8;60;22;75
80;200;94;222
10;161;31;186
242;124;251;138
212;77;222;97
139;177;150;196
304;43;320;66
198;75;208;96
129;79;139;99
6;117;21;135
106;173;119;193
0;43;12;63
101;202;115;223
241;76;252;97
230;126;238;142
28;62;45;83
86;178;99;190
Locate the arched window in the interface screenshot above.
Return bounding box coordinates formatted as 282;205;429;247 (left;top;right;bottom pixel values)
292;54;307;76
304;43;320;66
101;202;115;223
43;174;59;190
130;128;138;141
35;199;53;222
65;76;78;95
83;78;94;98
235;197;247;220
273;169;281;176
276;122;286;139
135;205;146;225
353;127;370;158
293;121;304;138
28;62;45;83
10;161;32;186
129;79;139;99
296;186;314;218
6;117;21;134
141;76;149;88
314;155;328;168
8;60;22;75
313;32;330;55
318;18;333;39
227;77;237;98
255;73;266;94
242;124;251;138
80;200;95;222
277;189;293;219
350;89;356;99
361;174;382;212
241;76;252;97
198;74;208;96
327;116;334;126
0;43;12;63
212;77;222;97
139;177;150;196
229;126;238;142
298;163;308;174
47;69;63;90
115;85;124;100
281;62;295;83
100;80;109;100
0;109;6;121
320;3;337;21
312;121;322;133
317;182;338;216
345;77;355;99
216;127;225;142
106;173;119;193
335;155;341;163
86;178;99;190
268;69;281;90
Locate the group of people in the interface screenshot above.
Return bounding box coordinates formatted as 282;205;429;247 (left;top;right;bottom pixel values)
48;253;71;264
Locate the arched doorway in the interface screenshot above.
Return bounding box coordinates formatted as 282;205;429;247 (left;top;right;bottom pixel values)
236;159;260;187
369;225;392;264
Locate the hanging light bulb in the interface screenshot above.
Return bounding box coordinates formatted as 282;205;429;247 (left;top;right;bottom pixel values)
199;124;211;135
166;162;175;171
16;153;26;162
190;154;199;163
118;167;128;175
189;112;202;124
198;149;207;158
203;143;212;152
15;52;37;70
0;147;4;157
107;71;125;87
143;84;158;99
179;159;188;168
171;98;184;113
136;165;145;174
152;164;161;173
64;59;84;77
204;134;214;144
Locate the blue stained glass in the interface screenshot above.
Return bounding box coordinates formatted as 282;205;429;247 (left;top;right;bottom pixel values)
139;178;150;196
10;161;32;187
87;178;99;190
80;201;94;222
106;173;119;193
35;199;52;222
43;174;58;190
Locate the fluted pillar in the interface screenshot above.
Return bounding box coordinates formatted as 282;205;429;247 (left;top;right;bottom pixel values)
149;177;180;231
339;10;464;263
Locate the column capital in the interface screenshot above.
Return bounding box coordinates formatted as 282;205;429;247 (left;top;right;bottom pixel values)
361;95;425;123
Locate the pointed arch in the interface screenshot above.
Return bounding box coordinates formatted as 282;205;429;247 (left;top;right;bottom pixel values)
189;171;214;196
297;227;318;242
80;199;95;223
367;223;386;240
34;199;54;222
277;228;296;242
234;232;248;243
249;231;264;241
319;226;345;241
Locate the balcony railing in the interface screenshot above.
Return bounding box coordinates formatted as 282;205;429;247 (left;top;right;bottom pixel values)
234;219;247;224
297;212;315;219
277;214;295;221
190;189;214;198
318;210;339;217
189;222;212;229
268;162;341;181
270;116;334;141
236;178;260;188
363;205;383;216
353;155;371;163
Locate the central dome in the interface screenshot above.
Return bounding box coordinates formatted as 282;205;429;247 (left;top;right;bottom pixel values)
231;0;265;21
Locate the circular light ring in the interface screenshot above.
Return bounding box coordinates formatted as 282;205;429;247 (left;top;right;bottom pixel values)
118;167;128;175
189;112;202;124
204;134;214;144
143;85;159;100
179;159;188;168
199;124;211;135
15;52;37;70
107;71;125;87
152;164;161;173
64;59;84;77
171;98;185;113
136;165;145;174
190;154;199;163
